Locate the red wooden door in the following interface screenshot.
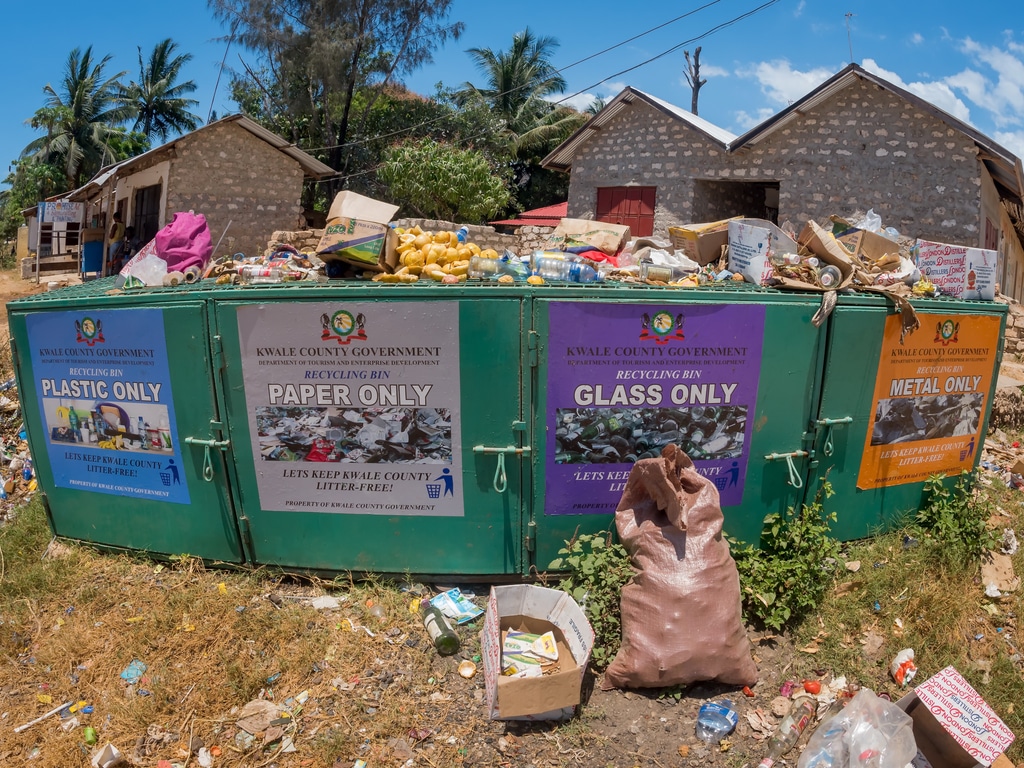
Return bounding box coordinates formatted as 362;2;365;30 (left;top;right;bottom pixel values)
595;186;655;237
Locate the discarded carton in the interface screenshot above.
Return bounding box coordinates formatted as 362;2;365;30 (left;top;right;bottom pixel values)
668;217;741;265
916;240;998;301
727;218;799;285
480;584;594;720
795;220;857;291
830;216;902;262
896;666;1015;768
316;191;400;272
91;743;125;768
545;218;630;256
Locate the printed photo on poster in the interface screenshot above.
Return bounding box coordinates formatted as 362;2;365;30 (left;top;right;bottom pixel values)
870;393;983;445
256;405;452;463
555;406;748;463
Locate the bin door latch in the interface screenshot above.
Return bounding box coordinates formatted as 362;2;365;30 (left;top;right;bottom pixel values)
473;445;532;494
814;416;853;457
764;450;810;489
185;436;231;482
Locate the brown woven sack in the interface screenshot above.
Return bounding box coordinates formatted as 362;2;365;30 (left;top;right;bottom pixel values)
602;444;759;690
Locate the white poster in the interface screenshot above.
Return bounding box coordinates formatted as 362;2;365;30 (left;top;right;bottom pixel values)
237;302;463;516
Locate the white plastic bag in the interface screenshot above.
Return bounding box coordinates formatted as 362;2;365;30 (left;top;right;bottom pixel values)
798;689;916;768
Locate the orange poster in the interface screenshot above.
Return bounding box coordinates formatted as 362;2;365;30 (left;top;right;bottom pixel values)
857;313;1001;490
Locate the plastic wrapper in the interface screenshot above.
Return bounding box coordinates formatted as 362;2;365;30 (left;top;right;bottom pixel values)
797;688;917;768
601;444;758;690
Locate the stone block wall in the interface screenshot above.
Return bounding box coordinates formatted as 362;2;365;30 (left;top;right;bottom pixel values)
567;80;985;249
167;123;305;257
1003;301;1024;361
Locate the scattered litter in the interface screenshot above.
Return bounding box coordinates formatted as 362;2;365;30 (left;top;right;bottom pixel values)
985;583;1002;598
343;617;376;637
90;743;124;768
236;699;282;735
14;700;74;733
844;560;861;572
429;588;483;624
1001;529;1019;555
119;659;147;684
311;595;344;611
890;647;917;686
458;660;477;679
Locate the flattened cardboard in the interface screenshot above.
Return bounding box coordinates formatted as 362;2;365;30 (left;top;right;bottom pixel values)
545;218;630;256
916;240;998;301
668;217;740;266
896;666;1014;768
481;585;594;721
794;220;857;291
316;191;401;272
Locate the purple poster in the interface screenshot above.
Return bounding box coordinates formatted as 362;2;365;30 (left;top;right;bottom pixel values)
545;302;766;515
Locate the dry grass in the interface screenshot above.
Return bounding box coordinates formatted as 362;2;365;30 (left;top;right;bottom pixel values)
0;503;490;766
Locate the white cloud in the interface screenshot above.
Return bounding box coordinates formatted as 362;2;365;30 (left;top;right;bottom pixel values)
994;130;1024;159
910;32;923;46
735;60;839;105
554;81;627;111
794;0;806;17
732;108;776;131
701;64;730;78
861;58;972;123
957;38;1024;127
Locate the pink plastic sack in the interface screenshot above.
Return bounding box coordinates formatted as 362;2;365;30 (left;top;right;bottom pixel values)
154;211;213;273
602;444;759;690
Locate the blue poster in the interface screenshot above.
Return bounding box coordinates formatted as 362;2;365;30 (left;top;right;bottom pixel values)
26;309;190;504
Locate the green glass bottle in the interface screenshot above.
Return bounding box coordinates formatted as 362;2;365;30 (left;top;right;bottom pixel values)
419;599;460;656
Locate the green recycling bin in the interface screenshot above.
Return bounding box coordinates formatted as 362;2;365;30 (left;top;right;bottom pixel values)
7;281;244;562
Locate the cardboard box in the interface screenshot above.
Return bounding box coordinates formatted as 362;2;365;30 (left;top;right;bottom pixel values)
896;666;1014;768
727;218;799;286
545;218;630;256
916;240;998;301
830;217;902;263
668;217;740;265
481;585;594;721
316;191;400;272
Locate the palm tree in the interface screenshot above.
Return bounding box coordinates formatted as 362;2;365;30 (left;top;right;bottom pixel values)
455;28;583;156
22;47;135;190
124;38;201;143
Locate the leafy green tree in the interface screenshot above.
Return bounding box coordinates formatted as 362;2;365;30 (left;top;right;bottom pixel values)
0;160;64;242
377;138;510;223
209;0;464;193
454;28;585;214
21;46;135;189
124;38;201;142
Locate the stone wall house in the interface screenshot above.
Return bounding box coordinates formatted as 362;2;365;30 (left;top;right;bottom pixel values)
543;63;1024;301
69;115;333;272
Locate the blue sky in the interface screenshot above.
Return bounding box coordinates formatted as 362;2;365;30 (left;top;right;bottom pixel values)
3;0;1022;191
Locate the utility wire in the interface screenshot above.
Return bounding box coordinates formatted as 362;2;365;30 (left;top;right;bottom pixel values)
296;0;734;154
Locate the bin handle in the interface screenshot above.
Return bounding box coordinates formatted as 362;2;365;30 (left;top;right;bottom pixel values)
814;416;853;457
764;450;809;489
185;437;230;482
472;445;532;494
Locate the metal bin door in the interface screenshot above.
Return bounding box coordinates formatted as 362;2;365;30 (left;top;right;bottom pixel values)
213;293;526;575
530;289;827;568
9;303;244;562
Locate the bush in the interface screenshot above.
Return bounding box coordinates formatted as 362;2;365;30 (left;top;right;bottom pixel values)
730;482;842;631
547;531;633;669
917;472;998;568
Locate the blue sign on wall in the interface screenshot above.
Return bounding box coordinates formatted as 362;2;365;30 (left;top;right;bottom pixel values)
26;309;190;504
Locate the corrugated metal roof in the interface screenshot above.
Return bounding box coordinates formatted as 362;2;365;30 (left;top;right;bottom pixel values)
491;201;568;227
542;87;736;172
68;114;335;202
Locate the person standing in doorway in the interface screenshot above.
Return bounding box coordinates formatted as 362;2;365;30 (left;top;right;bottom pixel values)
107;212;125;275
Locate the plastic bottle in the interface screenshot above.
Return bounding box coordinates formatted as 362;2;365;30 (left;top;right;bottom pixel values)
22;458;33;482
137;417;147;449
68;409;81;442
817;265;842;289
695;699;738;743
468;254;526;280
238;265;284;284
758;694;818;767
456;225;469;244
419;599;460;656
534;256;601;283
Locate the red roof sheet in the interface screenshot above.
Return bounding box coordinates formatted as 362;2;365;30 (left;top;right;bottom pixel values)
490;201;567;228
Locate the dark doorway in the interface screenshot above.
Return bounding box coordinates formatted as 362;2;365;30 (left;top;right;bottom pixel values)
596;186;656;237
693;180;780;225
133;184;162;245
